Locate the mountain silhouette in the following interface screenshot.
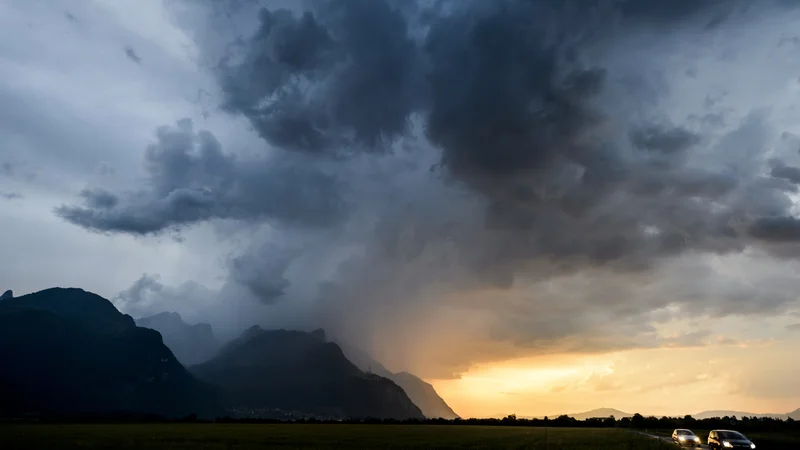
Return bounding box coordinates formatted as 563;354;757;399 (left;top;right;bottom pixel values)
566;408;633;420
190;327;424;420
391;372;460;420
136;312;220;366
693;409;799;420
1;288;135;334
0;288;222;418
1;289;12;300
512;408;633;420
340;344;460;419
525;407;800;420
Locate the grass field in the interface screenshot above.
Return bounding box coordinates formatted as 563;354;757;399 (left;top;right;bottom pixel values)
651;428;800;449
0;424;675;450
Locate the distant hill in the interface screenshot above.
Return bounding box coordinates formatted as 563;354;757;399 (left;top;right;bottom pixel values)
0;288;222;418
521;407;799;421
340;344;460;419
692;410;795;420
190;327;424;420
136;312;220;366
511;408;634;420
567;408;634;420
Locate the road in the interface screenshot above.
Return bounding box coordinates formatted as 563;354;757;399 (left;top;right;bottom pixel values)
636;431;709;449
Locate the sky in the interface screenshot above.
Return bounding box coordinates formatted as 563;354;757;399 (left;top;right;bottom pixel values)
3;0;800;418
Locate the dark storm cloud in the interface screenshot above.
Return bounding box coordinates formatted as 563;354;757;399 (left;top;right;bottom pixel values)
78;188;120;209
423;3;606;179
217;0;420;153
70;0;799;271
62;0;800;376
629;125;700;155
616;0;739;22
198;0;776;268
770;164;800;184
56;118;344;234
748;216;800;242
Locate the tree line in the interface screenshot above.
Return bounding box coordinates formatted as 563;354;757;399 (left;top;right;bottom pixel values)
12;411;800;432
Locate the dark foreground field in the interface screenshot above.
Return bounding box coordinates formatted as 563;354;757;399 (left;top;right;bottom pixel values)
0;424;674;450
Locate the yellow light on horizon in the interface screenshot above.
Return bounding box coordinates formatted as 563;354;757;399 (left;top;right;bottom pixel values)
427;342;800;419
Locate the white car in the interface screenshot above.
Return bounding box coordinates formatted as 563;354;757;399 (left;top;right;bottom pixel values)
672;429;702;447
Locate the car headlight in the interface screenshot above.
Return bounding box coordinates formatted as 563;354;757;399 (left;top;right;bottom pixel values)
679;437;685;441
723;442;733;448
694;437;700;441
750;444;756;449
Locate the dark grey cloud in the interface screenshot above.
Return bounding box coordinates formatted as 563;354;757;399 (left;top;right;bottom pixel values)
770;164;800;184
194;0;778;270
616;0;740;23
124;46;142;64
216;0;420;153
748;216;800;242
629;124;700;155
1;192;23;201
60;0;800;375
78;188;119;209
56;118;345;234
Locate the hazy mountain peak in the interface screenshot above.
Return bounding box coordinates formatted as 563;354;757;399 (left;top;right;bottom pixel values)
523;408;634;420
145;311;182;321
136;311;220;366
337;343;459;419
693;409;796;420
392;371;460;419
0;290;12;300
580;407;632;417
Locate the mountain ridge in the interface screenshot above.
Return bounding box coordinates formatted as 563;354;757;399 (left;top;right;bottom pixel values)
339;343;460;419
692;409;800;420
190;326;424;420
0;287;222;418
511;407;800;420
136;312;220;366
2;287;136;334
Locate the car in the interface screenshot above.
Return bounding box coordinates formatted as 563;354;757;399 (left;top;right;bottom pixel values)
672;429;702;447
707;430;756;449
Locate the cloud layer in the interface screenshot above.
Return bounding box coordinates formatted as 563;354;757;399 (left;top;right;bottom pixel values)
53;0;800;377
